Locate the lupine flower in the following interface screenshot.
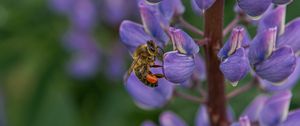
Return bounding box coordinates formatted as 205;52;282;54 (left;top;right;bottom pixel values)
120;1;177;109
236;90;299;126
248;26;297;83
218;26;250;86
277;18;300;54
237;0;292;17
163;28;199;83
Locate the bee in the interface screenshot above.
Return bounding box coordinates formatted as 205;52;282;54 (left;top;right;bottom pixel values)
127;40;165;87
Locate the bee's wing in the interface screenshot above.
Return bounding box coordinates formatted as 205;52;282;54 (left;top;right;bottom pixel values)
127;55;141;76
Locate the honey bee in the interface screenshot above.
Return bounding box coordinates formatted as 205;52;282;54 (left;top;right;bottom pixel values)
127;40;165;87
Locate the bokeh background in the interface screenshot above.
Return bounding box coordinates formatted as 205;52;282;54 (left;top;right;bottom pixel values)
0;0;300;126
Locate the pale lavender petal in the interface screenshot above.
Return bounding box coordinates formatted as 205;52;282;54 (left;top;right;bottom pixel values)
119;20;152;53
169;27;199;55
248;27;277;66
255;46;297;83
258;6;286;35
163;51;195;83
220;48;250;84
160;111;187;126
272;0;293;4
259;90;292;126
196;105;235;126
139;2;169;45
141;120;157;126
125;72;174;109
260;58;300;91
237;0;272;17
70;0;96;30
195;0;216;12
241;95;269;122
281;109;300;126
218;26;249;60
277;18;300;53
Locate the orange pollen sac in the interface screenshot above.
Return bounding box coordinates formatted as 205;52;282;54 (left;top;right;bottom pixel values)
146;74;158;84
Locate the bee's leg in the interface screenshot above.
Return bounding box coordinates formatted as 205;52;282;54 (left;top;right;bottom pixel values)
153;74;165;78
150;64;163;68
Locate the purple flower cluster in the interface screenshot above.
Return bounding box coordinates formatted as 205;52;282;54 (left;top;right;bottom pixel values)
119;1;300;125
50;0;101;79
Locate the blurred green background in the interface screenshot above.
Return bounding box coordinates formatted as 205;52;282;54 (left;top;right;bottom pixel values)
0;0;300;126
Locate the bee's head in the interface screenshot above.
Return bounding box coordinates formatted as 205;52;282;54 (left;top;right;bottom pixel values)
146;40;157;55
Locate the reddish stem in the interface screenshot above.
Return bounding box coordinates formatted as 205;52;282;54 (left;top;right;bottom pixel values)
204;0;229;126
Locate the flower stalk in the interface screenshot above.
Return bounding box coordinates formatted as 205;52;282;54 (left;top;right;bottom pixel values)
204;0;229;125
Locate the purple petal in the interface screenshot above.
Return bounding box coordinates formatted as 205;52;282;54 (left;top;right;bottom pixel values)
169;27;199;55
277;18;300;53
272;0;293;4
241;95;269;122
258;6;286;35
259;90;292;126
195;0;216;12
218;26;250;60
159;111;187;126
255;46;297;83
196;105;235;126
281;109;300;126
237;0;272;17
173;0;185;15
119;20;152;53
163;51;195;83
220;48;250;85
70;0;96;30
125;71;174;109
159;0;185;19
260;58;300;91
141;120;157;126
139;2;169;45
191;0;203;16
248;27;277;66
